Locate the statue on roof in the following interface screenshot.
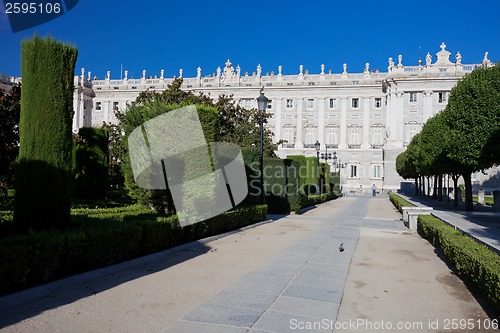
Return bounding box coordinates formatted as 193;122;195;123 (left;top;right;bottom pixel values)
221;59;237;84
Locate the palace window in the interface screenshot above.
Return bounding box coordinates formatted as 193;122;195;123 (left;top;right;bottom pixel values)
283;127;294;144
95;102;101;111
286;99;294;109
243;99;252;109
305;128;315;145
267;99;272;109
409;92;417;103
327;127;338;145
438;92;447;103
374;98;382;108
307;99;315;109
113;102;119;111
329;98;337;109
351;98;359;108
350;165;357;178
349;128;360;145
373;165;382;179
371;127;383;145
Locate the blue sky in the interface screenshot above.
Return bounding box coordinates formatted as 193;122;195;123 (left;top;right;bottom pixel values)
1;0;499;79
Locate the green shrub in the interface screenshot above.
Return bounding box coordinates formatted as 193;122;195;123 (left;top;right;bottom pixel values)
418;214;500;312
389;193;415;212
263;158;301;213
15;35;77;232
74;127;109;200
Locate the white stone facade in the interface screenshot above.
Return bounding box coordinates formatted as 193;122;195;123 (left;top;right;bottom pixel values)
71;43;494;194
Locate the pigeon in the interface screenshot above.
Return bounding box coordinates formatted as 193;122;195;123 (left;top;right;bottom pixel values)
339;243;344;252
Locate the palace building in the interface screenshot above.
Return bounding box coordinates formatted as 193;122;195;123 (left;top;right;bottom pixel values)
69;43;496;193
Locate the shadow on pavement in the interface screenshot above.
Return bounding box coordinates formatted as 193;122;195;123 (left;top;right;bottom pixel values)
0;240;211;328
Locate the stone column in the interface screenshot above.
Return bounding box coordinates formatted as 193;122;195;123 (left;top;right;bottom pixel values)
339;97;347;149
395;92;404;147
423;91;433;123
318;97;325;144
362;96;370;149
296;98;304;148
275;98;283;142
478;189;485;205
104;101;110;123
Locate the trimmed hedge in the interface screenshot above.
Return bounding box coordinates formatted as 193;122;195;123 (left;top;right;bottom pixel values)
299;192;338;210
286;155;319;189
389;193;415;212
15;35;77;232
0;204;267;296
418;214;500;312
263;158;301;213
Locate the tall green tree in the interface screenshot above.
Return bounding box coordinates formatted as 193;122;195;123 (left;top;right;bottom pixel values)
0;83;21;189
443;64;500;211
116;78;280;212
14;35;78;232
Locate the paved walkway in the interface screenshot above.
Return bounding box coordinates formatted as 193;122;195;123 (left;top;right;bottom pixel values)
397;193;500;253
0;196;496;332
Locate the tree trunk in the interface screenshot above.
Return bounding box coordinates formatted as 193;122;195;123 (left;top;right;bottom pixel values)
421;176;425;197
452;175;459;207
462;173;474;211
414;178;419;196
432;176;438;200
438;174;443;201
427;177;431;198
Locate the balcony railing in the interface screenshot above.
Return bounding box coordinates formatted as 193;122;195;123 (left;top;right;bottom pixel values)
326;144;338;149
348;144;361;149
282;143;295;148
371;144;384;149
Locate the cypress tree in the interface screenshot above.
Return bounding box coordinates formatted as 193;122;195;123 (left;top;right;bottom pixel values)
14;35;78;232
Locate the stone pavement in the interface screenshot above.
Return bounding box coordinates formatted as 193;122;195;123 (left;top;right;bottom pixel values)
0;196;496;332
397;193;500;253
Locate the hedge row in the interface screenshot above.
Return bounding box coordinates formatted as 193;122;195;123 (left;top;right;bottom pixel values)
0;204;267;296
300;192;338;210
418;214;500;312
389;193;415;212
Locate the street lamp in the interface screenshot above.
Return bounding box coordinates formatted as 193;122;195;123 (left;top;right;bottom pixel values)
315;140;321;194
257;91;268;204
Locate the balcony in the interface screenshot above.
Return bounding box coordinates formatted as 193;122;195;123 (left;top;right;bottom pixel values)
303;144;316;148
371;144;384;149
348;144;361;149
282;143;295;148
326;144;338;149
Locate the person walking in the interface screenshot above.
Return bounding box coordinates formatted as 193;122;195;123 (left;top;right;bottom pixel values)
372;184;377;197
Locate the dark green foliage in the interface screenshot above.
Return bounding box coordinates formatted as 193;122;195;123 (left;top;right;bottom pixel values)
101;122;126;189
286;155;320;190
74;127;109;200
0;83;21;188
241;147;261;205
418;214;500;312
388;193;415;212
120;102;219;212
263;158;301;213
0;203;267;296
14;35;78;232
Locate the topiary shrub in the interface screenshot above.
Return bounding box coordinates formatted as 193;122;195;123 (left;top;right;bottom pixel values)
14;35;78;232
